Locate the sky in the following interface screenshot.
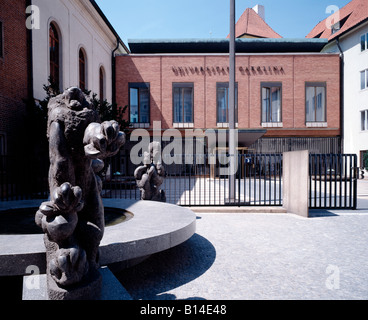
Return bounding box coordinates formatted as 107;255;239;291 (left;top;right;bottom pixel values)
95;0;352;46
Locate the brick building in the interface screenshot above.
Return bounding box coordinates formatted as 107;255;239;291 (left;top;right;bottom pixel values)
0;0;31;156
116;38;341;154
115;5;342;155
0;0;128;199
0;0;128;158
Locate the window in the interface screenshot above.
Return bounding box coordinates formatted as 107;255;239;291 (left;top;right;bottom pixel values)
331;22;340;35
361;110;368;131
173;83;193;124
49;23;60;90
99;66;105;101
330;14;350;36
306;83;326;123
261;83;282;123
361;33;368;52
0;21;3;58
79;48;87;91
361;69;368;90
217;83;238;124
129;83;150;124
361;34;366;52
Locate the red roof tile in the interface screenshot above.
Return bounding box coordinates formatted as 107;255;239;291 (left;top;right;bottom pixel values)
306;0;368;41
227;8;282;39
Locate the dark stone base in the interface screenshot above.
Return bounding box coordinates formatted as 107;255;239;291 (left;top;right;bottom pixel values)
47;269;102;300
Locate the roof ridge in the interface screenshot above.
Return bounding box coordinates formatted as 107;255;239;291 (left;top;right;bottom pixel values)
228;7;282;39
251;8;283;38
306;0;368;41
246;8;250;35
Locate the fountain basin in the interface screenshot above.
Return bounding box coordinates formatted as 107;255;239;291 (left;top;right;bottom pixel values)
0;199;196;276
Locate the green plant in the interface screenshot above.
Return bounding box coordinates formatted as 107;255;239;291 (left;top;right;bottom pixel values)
83;89;130;135
363;151;368;170
22;79;131;167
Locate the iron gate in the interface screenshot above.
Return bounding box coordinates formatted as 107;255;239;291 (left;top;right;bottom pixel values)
161;153;283;206
102;153;283;207
309;154;357;210
102;152;358;209
0;152;357;209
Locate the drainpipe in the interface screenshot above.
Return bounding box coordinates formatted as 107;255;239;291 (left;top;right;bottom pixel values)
26;0;34;101
111;38;120;106
336;37;344;154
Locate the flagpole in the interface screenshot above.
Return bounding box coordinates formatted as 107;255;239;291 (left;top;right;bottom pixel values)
229;0;236;202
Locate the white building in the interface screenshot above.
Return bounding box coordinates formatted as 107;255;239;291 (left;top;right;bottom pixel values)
307;0;368;171
31;0;128;103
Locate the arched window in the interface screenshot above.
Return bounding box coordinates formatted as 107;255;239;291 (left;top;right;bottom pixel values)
49;23;60;90
99;66;105;100
79;48;87;91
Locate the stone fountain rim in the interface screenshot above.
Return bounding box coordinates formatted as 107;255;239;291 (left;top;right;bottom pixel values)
0;199;197;276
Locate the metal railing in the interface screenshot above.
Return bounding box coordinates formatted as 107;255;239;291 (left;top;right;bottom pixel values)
102;153;284;207
309;154;357;209
1;152;358;210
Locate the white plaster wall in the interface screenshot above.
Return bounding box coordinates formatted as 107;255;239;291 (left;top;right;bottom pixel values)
322;22;368;165
341;23;368;164
31;0;126;103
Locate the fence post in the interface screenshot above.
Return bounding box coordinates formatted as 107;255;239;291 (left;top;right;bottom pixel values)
283;150;309;217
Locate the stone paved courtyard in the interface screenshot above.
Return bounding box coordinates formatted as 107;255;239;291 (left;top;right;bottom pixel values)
115;180;368;300
2;182;368;300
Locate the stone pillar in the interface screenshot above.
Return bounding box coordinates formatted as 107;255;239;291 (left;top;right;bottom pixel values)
283;150;309;217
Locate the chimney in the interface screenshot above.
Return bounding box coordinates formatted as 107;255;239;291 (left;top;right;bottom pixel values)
253;4;265;21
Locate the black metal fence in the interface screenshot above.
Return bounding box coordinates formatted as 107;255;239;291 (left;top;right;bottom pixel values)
1;152;358;210
309;154;358;209
102;152;358;209
102;153;284;207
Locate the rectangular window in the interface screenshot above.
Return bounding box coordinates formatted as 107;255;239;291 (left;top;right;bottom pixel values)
173;83;193;124
360;110;367;131
217;83;238;124
361;110;368;131
361;70;365;90
129;83;150;124
0;21;3;58
261;83;282;123
361;34;366;52
361;33;368;52
306;83;326;123
361;69;368;90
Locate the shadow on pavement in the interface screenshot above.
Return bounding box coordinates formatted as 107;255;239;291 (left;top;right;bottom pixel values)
114;233;216;300
309;210;339;218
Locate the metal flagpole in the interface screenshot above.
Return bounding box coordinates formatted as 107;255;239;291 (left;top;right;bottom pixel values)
229;0;237;203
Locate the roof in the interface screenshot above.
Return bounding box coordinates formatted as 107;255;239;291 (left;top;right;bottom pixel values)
227;8;282;39
306;0;368;41
89;0;130;53
128;38;328;54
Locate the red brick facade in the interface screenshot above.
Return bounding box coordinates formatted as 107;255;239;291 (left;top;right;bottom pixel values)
0;0;29;156
116;53;340;138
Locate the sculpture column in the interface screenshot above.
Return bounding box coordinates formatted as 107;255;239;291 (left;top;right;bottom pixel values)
35;87;125;300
